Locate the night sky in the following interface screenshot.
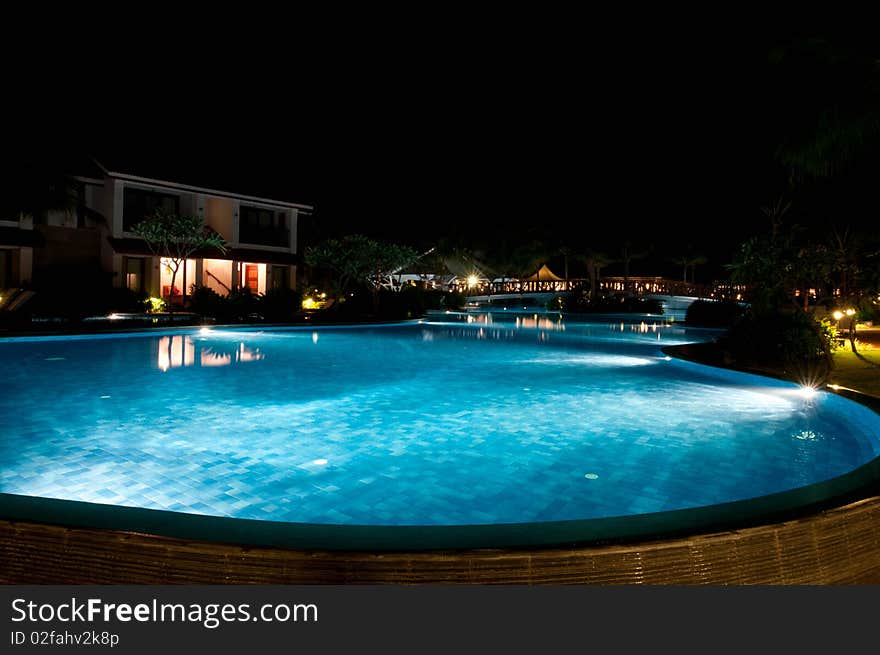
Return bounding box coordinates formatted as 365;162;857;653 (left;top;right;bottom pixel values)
8;27;879;282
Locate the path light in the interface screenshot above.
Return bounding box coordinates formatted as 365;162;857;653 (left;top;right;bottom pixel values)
845;309;855;316
833;310;844;321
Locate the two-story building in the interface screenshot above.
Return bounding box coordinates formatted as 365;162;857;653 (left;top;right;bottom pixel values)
70;158;314;304
0;213;42;292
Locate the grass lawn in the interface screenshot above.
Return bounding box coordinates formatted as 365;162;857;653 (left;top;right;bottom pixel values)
831;343;880;398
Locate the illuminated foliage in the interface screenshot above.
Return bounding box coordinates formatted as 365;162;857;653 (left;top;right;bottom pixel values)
131;209;227;310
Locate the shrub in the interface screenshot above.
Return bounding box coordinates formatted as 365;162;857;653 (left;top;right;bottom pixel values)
685;299;746;327
546;295;567;311
719;310;835;382
226;287;262;321
855;299;880;324
261;287;302;322
189;285;227;319
189;285;268;323
100;287;148;313
442;291;465;310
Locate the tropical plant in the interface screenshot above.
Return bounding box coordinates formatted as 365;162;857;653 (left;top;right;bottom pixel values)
304;235;418;313
769;36;880;181
131;209;227;313
671;253;708;284
582;249;612;302
685;299;746;328
2;158;79;223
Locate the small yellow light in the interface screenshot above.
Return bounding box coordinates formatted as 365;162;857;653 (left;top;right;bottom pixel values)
302;297;317;310
467;275;478;287
833;310;843;320
845;308;855;316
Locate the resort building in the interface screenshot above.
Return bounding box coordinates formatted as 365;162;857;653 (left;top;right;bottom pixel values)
2;157;314;306
79;159;314;305
0;211;41;291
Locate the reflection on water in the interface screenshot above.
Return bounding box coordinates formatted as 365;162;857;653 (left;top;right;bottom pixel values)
608;321;670;334
156;336;264;371
515;315;565;331
465;312;566;332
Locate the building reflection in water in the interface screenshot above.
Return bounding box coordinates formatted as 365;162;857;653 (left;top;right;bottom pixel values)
464;313;566;332
426;312;568;343
156;336;264;371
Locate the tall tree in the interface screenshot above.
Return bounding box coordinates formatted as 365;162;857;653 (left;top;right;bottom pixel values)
671;253;708;284
620;241;652;293
769;36;880;181
583;249;612;302
131;209;227;313
304;235;417;313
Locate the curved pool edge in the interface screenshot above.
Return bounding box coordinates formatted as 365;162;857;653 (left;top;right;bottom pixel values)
5;491;880;584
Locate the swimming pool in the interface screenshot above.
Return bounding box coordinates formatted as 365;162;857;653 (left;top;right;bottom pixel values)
1;315;879;550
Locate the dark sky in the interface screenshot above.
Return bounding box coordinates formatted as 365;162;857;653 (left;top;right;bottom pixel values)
8;26;879;281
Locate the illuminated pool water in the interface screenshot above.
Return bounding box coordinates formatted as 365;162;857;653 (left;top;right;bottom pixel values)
1;316;879;530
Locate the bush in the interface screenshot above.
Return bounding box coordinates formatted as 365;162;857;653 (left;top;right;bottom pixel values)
719;310;835;382
191;285;294;323
855;298;880;324
98;287;149;313
369;287;451;319
226;287;262;321
189;285;227;319
261;287;302;322
685;299;746;327
442;291;465;310
314;286;465;320
546;295;567;311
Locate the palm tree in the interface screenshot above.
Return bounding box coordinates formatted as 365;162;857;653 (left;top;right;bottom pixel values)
830;225;859;298
672;253;709;284
770;36;880;181
583;249;612;302
3;164;79;223
620;241;652;293
558;245;573;288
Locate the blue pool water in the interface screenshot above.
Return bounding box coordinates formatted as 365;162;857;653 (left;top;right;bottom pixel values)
1;315;879;527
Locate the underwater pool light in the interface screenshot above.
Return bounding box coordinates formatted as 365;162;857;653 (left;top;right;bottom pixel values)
797;385;818;399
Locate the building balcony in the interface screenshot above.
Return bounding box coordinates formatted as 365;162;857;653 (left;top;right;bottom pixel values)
238;226;290;249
